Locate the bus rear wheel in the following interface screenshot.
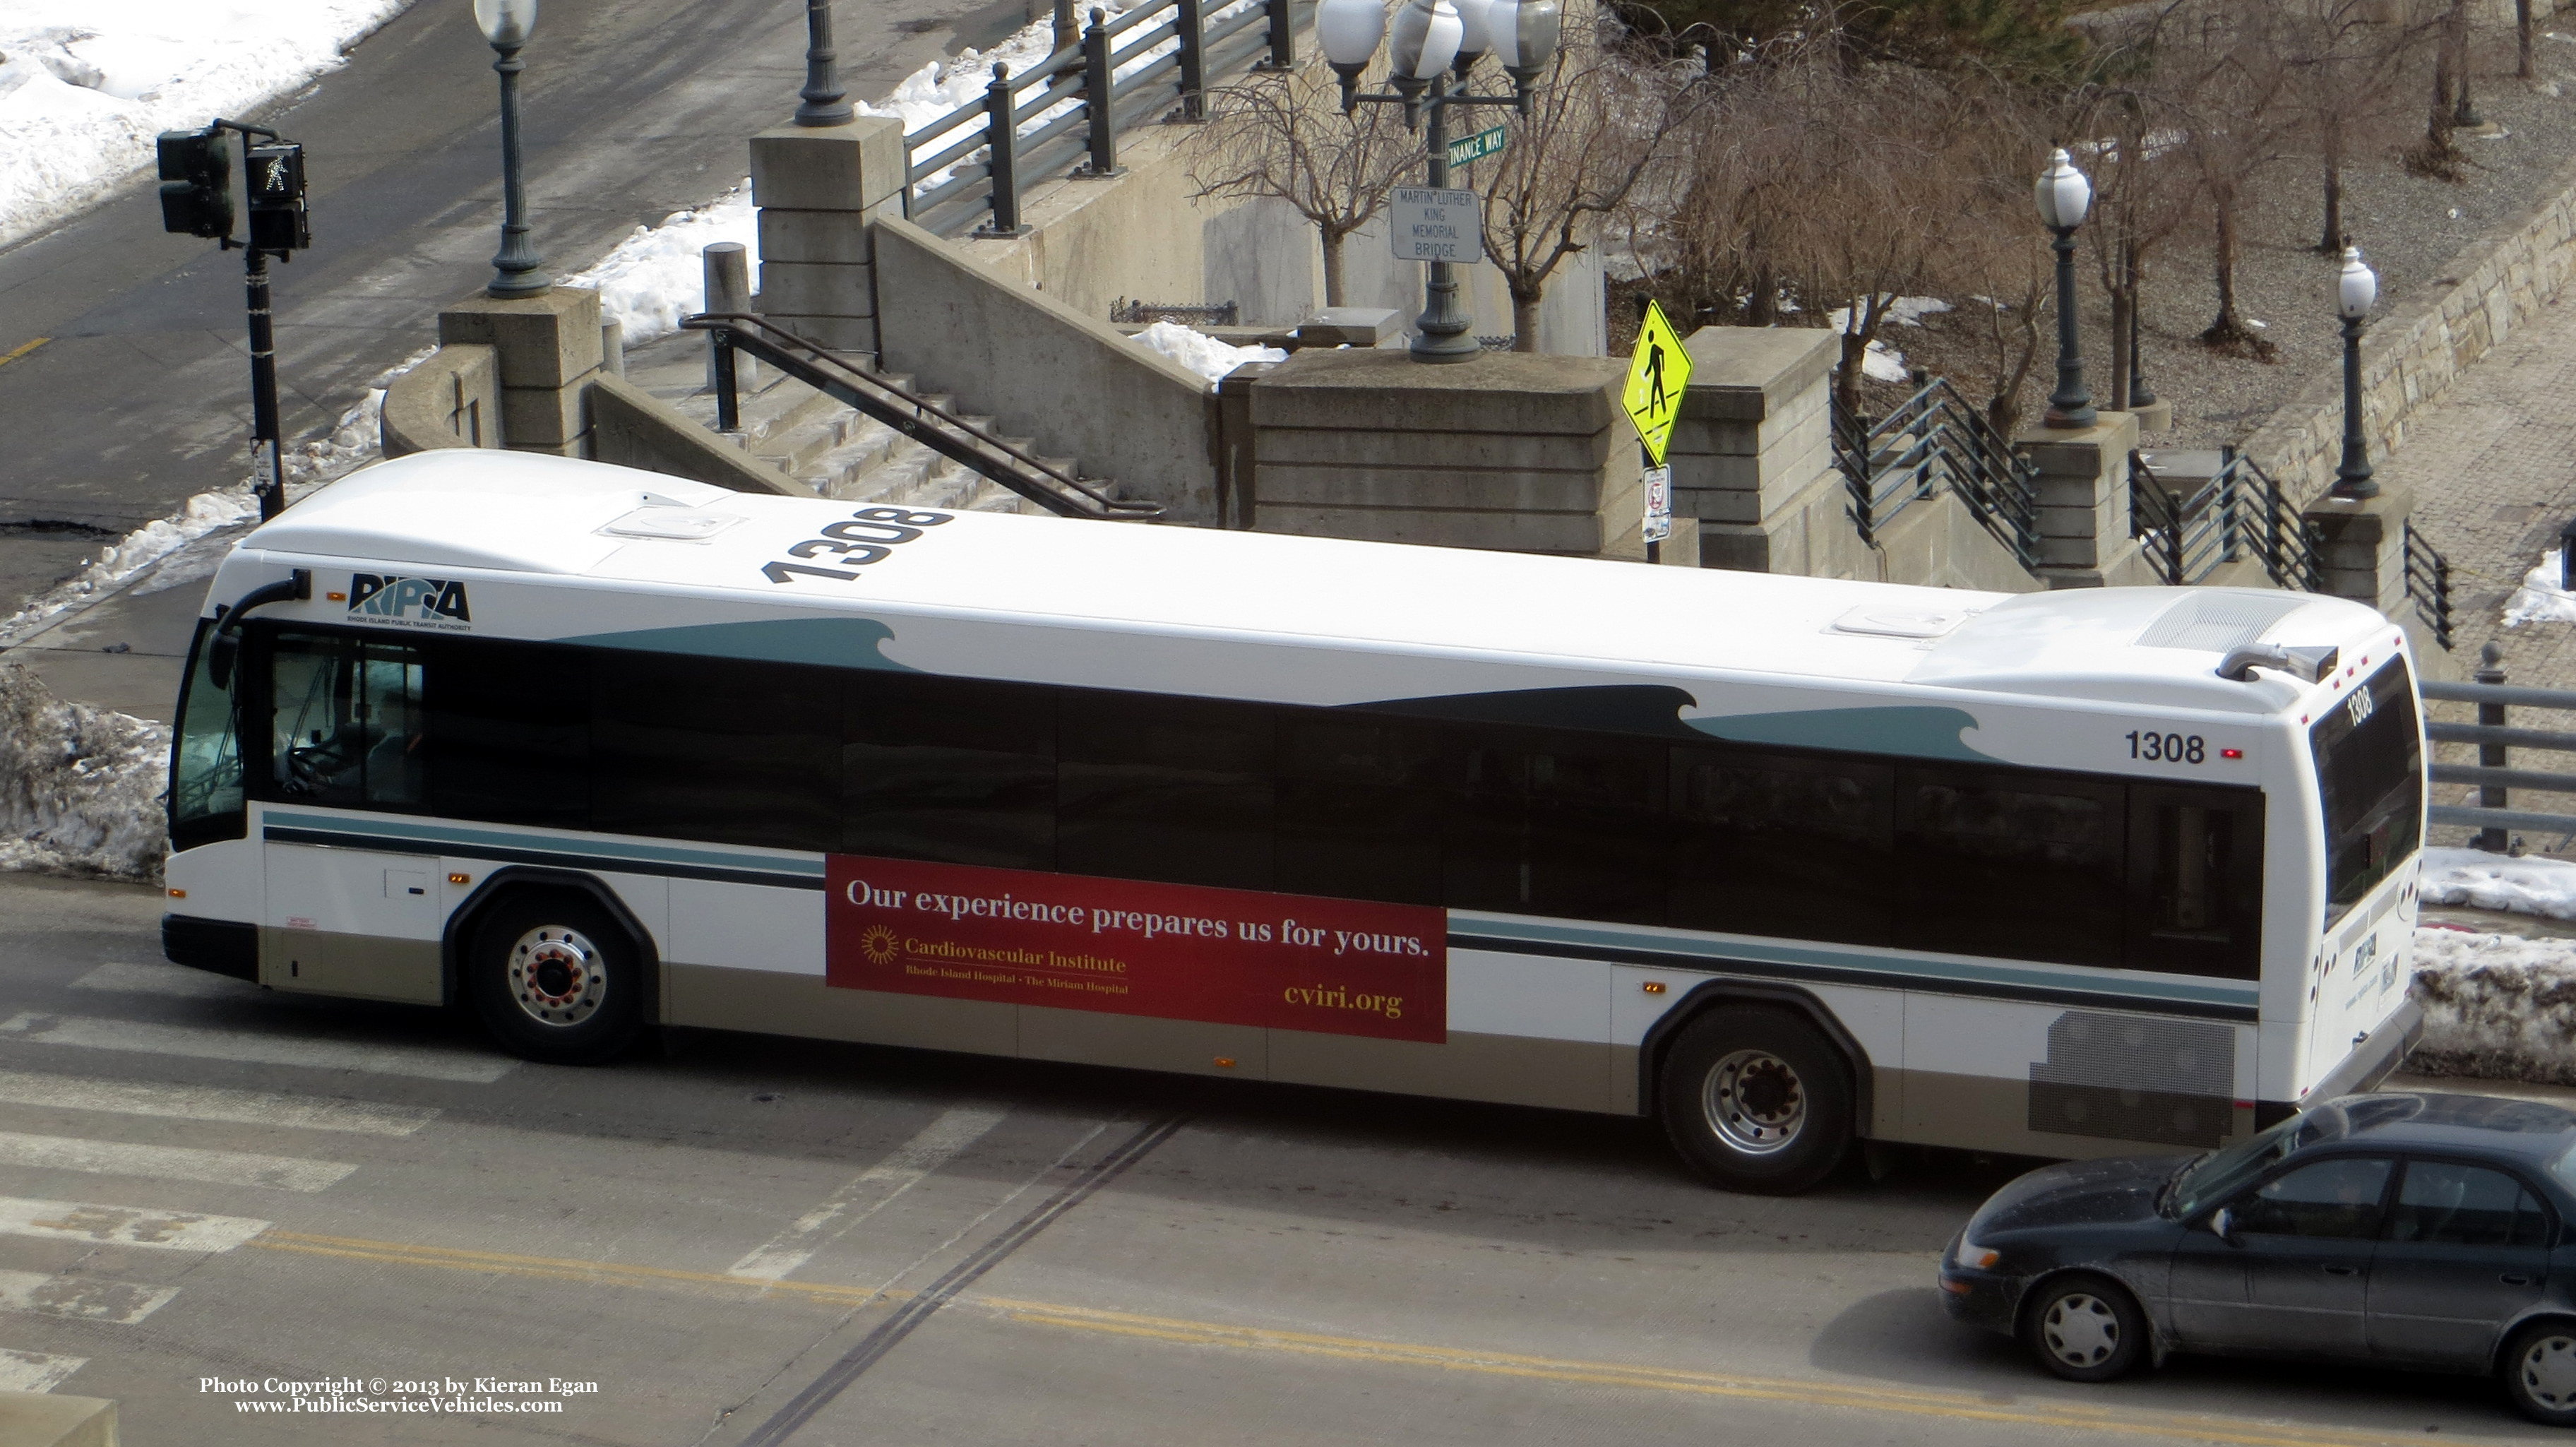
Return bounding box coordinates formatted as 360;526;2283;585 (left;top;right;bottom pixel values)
467;892;644;1066
1658;1006;1853;1194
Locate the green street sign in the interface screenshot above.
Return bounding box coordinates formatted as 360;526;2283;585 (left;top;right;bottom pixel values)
1446;125;1507;169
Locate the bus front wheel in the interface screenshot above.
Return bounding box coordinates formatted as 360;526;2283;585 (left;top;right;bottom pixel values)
467;892;645;1066
1657;1006;1854;1194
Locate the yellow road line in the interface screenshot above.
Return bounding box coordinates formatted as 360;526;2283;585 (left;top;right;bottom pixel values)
0;338;47;368
243;1229;2425;1447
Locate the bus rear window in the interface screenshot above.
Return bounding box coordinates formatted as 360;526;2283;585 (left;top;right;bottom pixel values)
2310;657;2421;917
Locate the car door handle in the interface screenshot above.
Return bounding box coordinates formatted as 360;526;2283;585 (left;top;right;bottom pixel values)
2505;1274;2535;1286
2322;1265;2359;1275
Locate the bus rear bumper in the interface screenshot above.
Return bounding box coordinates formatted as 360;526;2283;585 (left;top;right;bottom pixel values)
162;915;257;982
2309;996;2425;1105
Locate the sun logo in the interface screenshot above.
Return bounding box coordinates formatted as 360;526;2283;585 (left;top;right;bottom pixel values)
859;926;901;966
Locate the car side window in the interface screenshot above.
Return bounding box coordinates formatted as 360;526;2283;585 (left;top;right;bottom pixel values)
2387;1161;2551;1249
2236;1157;2392;1239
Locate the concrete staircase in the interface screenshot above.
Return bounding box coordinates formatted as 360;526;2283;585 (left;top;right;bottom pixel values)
619;331;1050;513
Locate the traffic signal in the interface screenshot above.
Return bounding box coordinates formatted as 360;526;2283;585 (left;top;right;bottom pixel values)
156;129;232;240
245;143;310;254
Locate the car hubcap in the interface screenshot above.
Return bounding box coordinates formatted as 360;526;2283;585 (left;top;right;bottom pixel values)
2523;1335;2576;1407
508;926;606;1028
2042;1293;2121;1368
1703;1049;1805;1155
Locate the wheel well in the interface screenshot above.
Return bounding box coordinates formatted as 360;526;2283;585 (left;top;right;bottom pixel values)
1638;980;1873;1133
2493;1313;2576;1378
442;868;662;1022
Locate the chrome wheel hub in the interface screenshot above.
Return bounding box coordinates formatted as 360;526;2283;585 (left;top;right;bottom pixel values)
508;926;606;1028
2041;1293;2121;1369
1702;1048;1805;1155
2524;1335;2576;1408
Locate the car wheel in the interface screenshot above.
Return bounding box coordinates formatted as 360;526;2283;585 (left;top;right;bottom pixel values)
2022;1273;2147;1383
1657;1006;1854;1195
467;892;644;1066
2503;1320;2576;1427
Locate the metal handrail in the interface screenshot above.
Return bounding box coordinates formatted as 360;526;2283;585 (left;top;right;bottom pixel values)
896;0;1311;236
1834;376;2041;571
2426;662;2576;849
683;311;1162;520
2406;520;2456;652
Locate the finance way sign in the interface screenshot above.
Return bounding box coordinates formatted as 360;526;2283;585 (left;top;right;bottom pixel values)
1623;299;1691;465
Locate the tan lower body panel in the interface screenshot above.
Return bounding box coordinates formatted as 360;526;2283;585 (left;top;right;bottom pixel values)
1894;1067;2255;1160
260;928;442;1006
664;964;1614;1111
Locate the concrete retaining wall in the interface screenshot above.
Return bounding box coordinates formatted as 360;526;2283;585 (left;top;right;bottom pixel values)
2245;145;2576;502
586;374;803;496
379;343;498;457
874;216;1222;522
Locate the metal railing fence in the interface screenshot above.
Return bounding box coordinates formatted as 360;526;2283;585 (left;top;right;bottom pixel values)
2423;648;2576;848
2127;448;2325;592
903;0;1309;239
2406;520;2457;652
1831;377;2042;572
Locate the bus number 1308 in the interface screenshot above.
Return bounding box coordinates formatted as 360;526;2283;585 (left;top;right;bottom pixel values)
2128;730;2205;764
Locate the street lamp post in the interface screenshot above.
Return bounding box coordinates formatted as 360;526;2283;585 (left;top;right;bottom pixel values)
475;0;550;298
2333;243;2379;500
796;0;854;126
2034;147;2093;428
1318;0;1560;362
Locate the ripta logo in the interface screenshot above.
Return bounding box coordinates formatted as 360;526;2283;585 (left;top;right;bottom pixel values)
349;574;470;622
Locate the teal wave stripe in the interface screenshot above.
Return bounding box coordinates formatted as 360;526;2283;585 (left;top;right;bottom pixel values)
1686;705;1993;762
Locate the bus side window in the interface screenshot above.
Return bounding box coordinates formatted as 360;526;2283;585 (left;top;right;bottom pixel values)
2125;784;2262;980
1275;713;1445;907
424;638;588;828
592;653;841;852
1897;768;2125;969
1443;727;1666;925
265;631;426;809
1057;688;1274;891
1669;749;1894;947
844;672;1056;871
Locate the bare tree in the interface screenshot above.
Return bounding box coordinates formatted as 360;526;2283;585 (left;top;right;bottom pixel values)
2274;0;2426;253
2155;6;2294;356
1474;0;1697;349
1188;58;1424;307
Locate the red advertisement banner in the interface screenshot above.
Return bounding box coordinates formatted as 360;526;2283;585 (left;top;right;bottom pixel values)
824;854;1446;1043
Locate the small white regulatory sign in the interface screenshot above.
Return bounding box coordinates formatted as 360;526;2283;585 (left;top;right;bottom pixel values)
1642;465;1672;544
1389;186;1483;264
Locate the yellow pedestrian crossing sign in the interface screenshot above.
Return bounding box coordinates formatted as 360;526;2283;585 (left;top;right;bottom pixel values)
1623;300;1690;466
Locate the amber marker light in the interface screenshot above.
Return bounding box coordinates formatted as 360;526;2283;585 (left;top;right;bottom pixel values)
448;873;470;885
1213;1056;1237;1068
1641;981;1667;995
326;591;346;602
167;888;185;898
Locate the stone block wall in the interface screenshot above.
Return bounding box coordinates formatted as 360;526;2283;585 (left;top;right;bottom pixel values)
1245;349;1645;557
749;119;903;355
434;287;603;458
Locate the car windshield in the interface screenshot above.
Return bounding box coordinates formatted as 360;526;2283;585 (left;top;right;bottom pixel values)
2167;1097;2421;1217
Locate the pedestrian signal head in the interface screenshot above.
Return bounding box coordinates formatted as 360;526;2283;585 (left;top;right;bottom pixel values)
245;143;311;255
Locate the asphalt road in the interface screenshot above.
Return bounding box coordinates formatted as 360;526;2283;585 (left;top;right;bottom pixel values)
0;871;2559;1446
0;0;1027;612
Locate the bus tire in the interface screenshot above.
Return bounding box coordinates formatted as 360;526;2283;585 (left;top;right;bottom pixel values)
1657;1006;1853;1194
467;891;644;1066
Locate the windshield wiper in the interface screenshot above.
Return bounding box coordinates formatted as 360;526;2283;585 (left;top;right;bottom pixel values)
2157;1153;2207;1217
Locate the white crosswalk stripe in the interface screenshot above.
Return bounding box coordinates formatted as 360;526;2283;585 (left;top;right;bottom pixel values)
0;1068;438;1137
0;1013;514;1083
71;960;256;1001
0;1196;270;1254
729;1106;1006;1281
0;1347;87;1392
0;1131;356;1193
0;1269;176;1326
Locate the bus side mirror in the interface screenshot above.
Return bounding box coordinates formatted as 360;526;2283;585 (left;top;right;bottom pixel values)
208;631;239;690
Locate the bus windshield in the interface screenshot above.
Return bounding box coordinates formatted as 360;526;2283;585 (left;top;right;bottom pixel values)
2309;656;2420;918
169;619;246;852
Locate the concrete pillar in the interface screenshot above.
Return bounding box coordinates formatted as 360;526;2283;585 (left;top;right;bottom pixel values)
749;116;906;355
1666;327;1851;576
1244;349;1644;558
436;286;604;458
2305;482;2414;621
2015;412;2147;588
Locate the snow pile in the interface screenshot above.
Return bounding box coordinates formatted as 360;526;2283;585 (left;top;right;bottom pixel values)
2422;847;2576;921
0;659;168;882
564;181;757;348
0;347;424;650
1129;320;1285;383
1827;296;1951;383
2409;929;2576;1084
0;0;414;250
2505;549;2576;628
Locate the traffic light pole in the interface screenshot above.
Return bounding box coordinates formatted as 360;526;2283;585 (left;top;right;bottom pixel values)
244;247;285;521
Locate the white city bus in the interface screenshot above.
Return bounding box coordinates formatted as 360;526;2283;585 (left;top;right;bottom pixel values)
160;451;2426;1193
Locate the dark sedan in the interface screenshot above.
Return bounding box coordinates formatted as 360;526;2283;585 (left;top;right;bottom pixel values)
1940;1092;2576;1426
